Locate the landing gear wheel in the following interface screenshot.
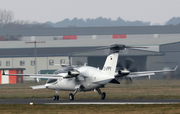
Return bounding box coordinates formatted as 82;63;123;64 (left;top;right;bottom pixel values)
53;95;57;100
69;93;74;101
56;95;59;100
101;92;106;100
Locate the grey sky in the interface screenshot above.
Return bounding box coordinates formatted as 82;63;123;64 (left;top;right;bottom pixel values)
0;0;180;24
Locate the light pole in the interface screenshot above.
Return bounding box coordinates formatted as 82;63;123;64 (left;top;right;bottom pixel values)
26;40;45;74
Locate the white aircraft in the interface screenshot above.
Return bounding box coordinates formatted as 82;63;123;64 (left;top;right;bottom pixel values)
3;44;178;101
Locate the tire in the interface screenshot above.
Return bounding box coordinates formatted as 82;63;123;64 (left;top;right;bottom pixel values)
56;95;59;100
69;93;74;101
101;92;106;100
53;95;57;100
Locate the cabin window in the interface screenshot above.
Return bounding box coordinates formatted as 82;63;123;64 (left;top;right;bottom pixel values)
6;61;10;66
31;60;35;66
20;61;25;66
60;59;65;64
49;59;54;65
47;79;57;83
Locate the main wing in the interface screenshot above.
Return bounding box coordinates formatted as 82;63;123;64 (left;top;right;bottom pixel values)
2;69;81;79
116;65;178;78
2;71;68;79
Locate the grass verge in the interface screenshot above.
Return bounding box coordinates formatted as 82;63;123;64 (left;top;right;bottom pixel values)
0;79;180;99
1;104;180;114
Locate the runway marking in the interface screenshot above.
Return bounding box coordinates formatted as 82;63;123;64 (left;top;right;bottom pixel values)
45;102;180;105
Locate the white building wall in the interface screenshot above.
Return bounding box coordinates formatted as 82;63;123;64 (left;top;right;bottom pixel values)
0;58;13;68
2;70;9;84
0;56;69;80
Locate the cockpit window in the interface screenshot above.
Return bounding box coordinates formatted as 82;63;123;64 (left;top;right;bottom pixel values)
47;79;57;83
53;66;77;74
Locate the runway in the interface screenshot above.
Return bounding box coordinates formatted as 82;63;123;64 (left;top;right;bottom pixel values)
0;99;180;105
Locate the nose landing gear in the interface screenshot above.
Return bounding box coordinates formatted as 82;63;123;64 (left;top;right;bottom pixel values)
53;90;59;100
53;95;59;100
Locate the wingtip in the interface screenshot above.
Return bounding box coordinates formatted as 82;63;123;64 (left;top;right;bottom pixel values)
2;69;5;75
174;65;178;71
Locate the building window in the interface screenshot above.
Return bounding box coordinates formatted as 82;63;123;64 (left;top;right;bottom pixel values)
31;60;35;66
60;59;65;64
0;61;1;66
20;61;25;66
49;59;54;65
6;61;10;66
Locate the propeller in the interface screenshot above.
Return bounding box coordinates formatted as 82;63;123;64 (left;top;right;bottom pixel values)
125;58;137;72
116;57;137;77
71;44;148;55
116;57;138;84
94;44;147;51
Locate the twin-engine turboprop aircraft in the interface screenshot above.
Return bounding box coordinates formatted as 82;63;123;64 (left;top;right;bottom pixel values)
3;44;178;100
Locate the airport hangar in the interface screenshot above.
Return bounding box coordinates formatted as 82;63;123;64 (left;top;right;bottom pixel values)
0;26;180;80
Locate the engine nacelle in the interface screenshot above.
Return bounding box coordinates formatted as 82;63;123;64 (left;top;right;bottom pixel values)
116;69;130;77
68;70;80;77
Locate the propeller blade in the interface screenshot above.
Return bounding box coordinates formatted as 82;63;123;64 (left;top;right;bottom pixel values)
125;46;148;49
94;46;110;50
129;67;137;72
125;77;133;84
70;44;148;55
125;58;134;69
117;61;123;68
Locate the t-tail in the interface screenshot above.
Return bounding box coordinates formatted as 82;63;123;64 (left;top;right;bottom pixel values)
101;44;126;77
101;44;147;77
102;51;119;77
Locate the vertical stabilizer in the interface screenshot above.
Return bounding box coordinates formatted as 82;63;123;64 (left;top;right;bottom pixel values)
101;44;126;77
102;52;119;77
101;44;147;77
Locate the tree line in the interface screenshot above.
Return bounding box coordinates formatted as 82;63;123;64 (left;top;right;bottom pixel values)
46;17;151;27
46;17;180;27
1;9;180;29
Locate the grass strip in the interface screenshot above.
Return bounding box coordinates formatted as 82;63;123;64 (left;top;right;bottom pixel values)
0;104;180;114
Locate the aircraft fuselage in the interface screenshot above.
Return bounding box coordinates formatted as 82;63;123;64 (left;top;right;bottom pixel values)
46;66;113;91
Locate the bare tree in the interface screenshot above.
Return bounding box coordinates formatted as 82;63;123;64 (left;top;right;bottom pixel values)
0;9;50;29
0;9;14;28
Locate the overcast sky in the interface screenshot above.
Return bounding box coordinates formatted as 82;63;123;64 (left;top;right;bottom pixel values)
0;0;180;25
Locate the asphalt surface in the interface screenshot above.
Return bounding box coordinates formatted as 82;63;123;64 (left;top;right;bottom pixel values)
1;99;180;105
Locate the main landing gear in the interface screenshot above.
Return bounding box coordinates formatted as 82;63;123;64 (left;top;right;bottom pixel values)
53;88;106;101
69;88;106;101
53;90;59;100
69;88;79;101
96;88;106;100
69;93;74;100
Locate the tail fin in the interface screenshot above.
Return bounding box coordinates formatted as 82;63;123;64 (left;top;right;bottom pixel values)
102;52;119;77
101;44;146;77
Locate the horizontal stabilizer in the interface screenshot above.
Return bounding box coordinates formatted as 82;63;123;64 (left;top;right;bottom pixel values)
31;85;46;89
109;79;120;84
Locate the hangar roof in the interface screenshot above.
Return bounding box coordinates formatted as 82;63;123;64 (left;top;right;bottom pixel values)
72;48;164;57
0;26;180;36
0;47;163;58
160;41;180;52
0;47;98;57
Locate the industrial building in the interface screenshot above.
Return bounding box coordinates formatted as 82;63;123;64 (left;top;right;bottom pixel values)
0;68;25;84
0;26;180;80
